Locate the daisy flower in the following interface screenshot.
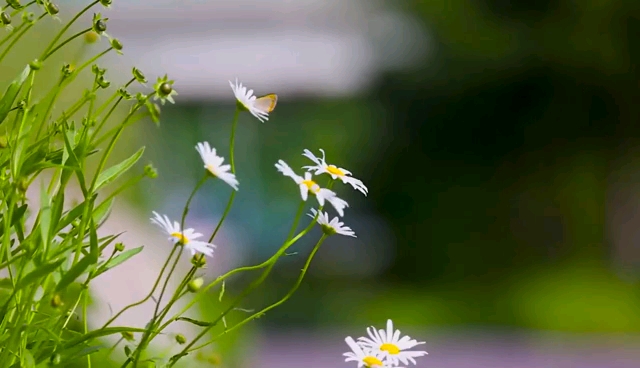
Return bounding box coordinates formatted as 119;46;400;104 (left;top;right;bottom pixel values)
357;319;428;366
303;149;368;196
229;79;277;123
344;336;390;368
308;208;356;237
275;159;348;216
196;142;239;191
150;211;216;257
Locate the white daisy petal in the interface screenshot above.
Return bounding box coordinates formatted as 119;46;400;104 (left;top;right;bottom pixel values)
308;208;356;237
196;141;239;190
355;320;428;366
150;212;217;258
344;336;389;368
301;148;368;196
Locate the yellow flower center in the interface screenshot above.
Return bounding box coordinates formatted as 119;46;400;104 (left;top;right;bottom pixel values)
170;232;189;244
363;356;384;367
380;343;400;355
326;165;345;177
301;179;320;194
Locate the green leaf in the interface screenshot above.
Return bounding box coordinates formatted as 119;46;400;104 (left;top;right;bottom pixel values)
15;258;64;291
94;246;143;277
92;197;113;228
39;182;52;254
94;146;144;191
0;65;30;125
60;327;148;352
176;316;212;327
55;255;94;292
0;278;12;289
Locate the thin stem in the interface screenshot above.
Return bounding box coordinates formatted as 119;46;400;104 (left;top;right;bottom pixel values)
39;0;100;60
207;108;240;243
285;201;306;241
42;27;92;61
0;13;46;64
189;235;327;352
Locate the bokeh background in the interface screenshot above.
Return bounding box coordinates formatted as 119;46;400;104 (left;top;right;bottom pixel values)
8;0;640;366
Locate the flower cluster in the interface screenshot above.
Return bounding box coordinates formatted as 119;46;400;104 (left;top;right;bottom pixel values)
344;320;428;368
152;80;365;256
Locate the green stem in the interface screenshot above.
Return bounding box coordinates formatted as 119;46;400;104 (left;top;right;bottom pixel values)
39;0;100;60
207;108;240;243
285;201;306;241
42;27;92;61
189;235;327;352
0;13;46;64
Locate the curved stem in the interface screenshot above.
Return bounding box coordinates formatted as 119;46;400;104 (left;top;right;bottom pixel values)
190;235;327;352
285;201;305;241
38;0;100;60
42;27;91;61
207;107;240;243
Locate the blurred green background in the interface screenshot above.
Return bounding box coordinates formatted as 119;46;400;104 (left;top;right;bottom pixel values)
5;0;640;366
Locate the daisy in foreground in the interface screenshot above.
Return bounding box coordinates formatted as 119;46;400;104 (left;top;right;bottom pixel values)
195;141;239;190
303;149;368;196
229;78;277;123
344;336;390;368
275;159;348;216
309;208;356;237
357;319;428;366
150;212;216;257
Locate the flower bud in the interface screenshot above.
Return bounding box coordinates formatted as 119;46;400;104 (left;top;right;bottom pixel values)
29;59;42;71
175;333;187;344
121;331;134;341
50;294;63;308
132;67;147;84
117;87;133;100
187;277;204;293
61;63;73;78
1;12;11;25
159;82;172;96
115;242;125;252
110;37;123;51
191;254;206;268
144;164;158;179
99;0;112;7
17;177;29;192
0;136;8;149
124;345;132;357
7;0;21;10
97;76;110;89
84;30;99;44
45;2;59;15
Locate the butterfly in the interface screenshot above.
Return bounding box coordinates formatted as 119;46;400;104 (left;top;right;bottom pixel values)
254;93;278;113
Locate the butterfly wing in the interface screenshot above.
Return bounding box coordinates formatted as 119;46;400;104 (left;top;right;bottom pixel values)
254;93;278;113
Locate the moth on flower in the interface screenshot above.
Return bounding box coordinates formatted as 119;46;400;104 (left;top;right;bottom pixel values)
357;319;428;367
309;208;356;237
229;78;277;122
195;142;239;190
150;212;216;257
303;149;368;196
275;159;348;216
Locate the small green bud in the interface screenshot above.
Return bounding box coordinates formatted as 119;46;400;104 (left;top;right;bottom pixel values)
21;11;34;24
61;63;73;78
91;64;105;76
50;353;61;365
1;12;11;25
94;18;107;33
191;254;206;268
0;136;7;149
50;294;63;308
29;59;42;71
7;0;21;10
121;331;134;341
99;0;112;7
17;177;29;192
135;92;148;103
175;333;187;344
84;30;99;43
45;2;59;15
117;87;133;100
187;277;204;293
114;242;125;252
110;37;123;51
97;76;110;89
132;67;147;84
144;164;158;178
159;82;172;96
124;345;132;357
